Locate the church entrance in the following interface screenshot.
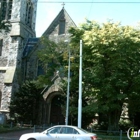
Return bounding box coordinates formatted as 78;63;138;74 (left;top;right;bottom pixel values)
50;95;65;125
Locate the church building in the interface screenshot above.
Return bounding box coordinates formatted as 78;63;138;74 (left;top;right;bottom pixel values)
0;0;76;124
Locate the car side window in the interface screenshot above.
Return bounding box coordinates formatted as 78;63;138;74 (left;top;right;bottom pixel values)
48;127;61;134
73;129;79;134
60;127;68;134
61;127;79;134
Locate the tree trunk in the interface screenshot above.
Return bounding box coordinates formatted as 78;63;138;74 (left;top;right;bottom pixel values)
108;110;122;131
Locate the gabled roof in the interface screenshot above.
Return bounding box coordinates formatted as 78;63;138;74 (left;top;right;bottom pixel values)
43;8;76;36
22;8;76;58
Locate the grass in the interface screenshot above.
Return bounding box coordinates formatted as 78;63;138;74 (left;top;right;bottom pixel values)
97;135;128;140
93;131;129;140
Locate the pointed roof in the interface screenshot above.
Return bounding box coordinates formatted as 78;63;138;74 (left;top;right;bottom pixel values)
42;8;76;36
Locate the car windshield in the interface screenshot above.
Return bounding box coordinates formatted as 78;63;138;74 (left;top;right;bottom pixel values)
42;127;61;134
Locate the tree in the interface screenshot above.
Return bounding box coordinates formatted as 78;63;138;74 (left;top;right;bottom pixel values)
68;20;140;131
36;37;68;88
36;37;82;126
36;21;140;130
37;36;97;128
9;80;43;125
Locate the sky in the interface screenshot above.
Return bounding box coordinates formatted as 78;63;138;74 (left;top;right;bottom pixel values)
35;0;140;37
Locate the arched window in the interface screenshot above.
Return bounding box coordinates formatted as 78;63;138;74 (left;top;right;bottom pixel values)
7;0;13;19
1;0;13;20
37;60;44;76
25;0;33;28
0;39;3;56
58;18;66;35
1;0;7;20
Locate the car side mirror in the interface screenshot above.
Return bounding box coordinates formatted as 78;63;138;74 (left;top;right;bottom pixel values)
46;131;50;135
43;130;49;135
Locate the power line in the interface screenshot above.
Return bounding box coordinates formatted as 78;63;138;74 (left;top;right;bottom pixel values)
0;1;140;3
0;1;139;3
38;1;140;3
88;0;94;18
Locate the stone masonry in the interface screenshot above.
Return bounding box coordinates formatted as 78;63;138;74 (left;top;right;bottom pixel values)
0;0;37;121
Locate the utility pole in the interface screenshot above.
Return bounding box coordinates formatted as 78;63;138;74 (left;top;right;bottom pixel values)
65;40;70;125
78;40;82;128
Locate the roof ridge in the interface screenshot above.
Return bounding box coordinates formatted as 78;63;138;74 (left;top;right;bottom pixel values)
42;8;76;36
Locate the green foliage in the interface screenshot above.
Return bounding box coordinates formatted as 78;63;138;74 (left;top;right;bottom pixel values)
35;19;140;130
119;119;134;131
36;37;68;88
9;81;43;125
68;19;140;130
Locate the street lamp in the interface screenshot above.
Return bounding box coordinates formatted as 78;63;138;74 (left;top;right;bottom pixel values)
64;40;70;125
78;40;82;128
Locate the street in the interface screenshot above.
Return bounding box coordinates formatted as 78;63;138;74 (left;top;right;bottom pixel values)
0;129;35;140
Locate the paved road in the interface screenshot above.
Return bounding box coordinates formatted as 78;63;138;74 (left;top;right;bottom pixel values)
0;129;39;140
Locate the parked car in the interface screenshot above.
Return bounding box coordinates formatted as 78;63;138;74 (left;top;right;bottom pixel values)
19;125;97;140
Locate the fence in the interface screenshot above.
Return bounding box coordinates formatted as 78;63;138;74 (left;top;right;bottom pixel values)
91;129;127;140
0;122;136;140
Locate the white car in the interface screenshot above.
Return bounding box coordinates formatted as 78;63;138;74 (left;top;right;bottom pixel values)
19;125;97;140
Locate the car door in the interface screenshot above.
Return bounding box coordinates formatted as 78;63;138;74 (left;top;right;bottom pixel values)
57;126;73;140
70;129;91;140
57;126;81;140
67;127;80;140
41;126;61;140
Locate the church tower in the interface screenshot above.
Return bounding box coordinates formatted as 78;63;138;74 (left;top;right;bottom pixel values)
0;0;37;120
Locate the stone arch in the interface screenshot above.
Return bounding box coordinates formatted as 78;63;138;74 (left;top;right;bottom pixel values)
43;84;60;100
43;84;65;125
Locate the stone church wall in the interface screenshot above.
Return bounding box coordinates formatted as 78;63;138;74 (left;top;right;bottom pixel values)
0;0;37;118
26;8;76;81
0;32;24;112
26;55;38;79
11;0;21;20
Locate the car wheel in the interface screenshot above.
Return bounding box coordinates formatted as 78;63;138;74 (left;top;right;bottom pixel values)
27;138;36;140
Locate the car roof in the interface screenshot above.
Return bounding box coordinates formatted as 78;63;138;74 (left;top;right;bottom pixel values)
51;125;79;129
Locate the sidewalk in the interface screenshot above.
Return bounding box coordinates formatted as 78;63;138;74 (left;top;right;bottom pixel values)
0;129;36;140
